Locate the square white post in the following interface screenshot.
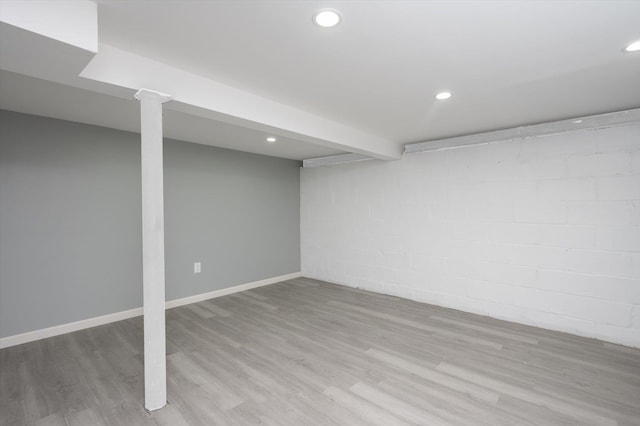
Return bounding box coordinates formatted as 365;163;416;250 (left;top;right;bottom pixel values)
134;88;172;412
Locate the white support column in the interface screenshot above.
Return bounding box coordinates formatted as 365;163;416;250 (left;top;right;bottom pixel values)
134;88;172;412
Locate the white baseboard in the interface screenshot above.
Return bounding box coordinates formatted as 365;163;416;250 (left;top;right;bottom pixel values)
0;272;302;349
164;272;302;309
0;307;144;350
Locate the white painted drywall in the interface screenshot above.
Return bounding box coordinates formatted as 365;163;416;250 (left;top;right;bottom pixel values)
301;123;640;347
80;45;400;160
0;0;97;52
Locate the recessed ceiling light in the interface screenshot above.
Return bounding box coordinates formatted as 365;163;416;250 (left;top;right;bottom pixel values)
572;119;583;124
624;40;640;52
266;137;276;143
314;9;341;28
435;91;452;100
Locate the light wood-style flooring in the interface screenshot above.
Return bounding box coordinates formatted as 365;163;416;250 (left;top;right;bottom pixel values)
1;278;639;425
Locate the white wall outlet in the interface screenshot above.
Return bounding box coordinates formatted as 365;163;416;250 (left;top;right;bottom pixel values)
194;262;201;273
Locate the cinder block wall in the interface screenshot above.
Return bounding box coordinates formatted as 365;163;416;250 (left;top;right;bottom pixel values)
301;123;640;347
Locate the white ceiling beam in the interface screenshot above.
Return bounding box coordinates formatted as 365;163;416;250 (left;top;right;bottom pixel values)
0;0;97;53
80;44;402;160
0;0;97;83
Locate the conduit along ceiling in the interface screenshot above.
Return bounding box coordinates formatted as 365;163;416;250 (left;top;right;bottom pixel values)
1;0;639;161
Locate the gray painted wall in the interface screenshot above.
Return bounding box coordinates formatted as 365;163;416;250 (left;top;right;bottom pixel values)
0;110;301;338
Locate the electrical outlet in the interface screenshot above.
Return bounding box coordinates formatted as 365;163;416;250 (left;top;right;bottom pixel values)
194;262;201;273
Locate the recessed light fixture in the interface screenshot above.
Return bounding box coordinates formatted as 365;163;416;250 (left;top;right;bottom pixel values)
314;9;341;28
572;119;583;124
266;137;277;143
624;40;640;52
435;91;452;100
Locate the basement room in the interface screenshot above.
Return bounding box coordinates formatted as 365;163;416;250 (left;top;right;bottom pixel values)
0;0;639;425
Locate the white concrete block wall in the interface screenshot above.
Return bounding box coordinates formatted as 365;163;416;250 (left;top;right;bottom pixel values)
301;123;640;347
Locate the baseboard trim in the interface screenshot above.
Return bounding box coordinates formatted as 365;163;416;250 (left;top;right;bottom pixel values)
0;307;144;350
0;272;302;349
164;272;302;309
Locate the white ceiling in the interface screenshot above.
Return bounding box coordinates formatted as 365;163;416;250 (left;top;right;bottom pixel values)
2;0;640;161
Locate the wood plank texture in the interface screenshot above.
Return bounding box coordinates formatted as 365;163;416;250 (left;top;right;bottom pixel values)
1;278;639;425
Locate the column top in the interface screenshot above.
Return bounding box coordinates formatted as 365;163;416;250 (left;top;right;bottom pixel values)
134;88;173;103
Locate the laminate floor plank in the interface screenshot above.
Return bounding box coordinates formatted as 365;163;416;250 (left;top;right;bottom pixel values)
376;375;517;426
436;362;618;426
32;412;66;426
1;278;639;425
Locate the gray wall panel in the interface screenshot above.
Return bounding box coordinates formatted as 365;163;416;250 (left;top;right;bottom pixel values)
0;110;300;338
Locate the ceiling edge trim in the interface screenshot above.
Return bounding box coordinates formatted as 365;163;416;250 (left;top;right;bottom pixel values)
404;108;640;154
303;153;373;168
